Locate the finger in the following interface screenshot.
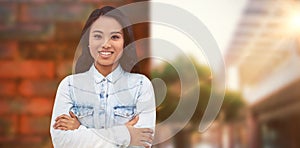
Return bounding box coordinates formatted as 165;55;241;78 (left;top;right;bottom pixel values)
141;128;153;134
55;115;63;121
141;134;153;144
55;114;67;121
126;116;139;126
131;115;139;124
138;141;150;147
55;120;70;127
55;121;66;128
53;123;58;129
144;133;153;141
55;114;71;121
57;126;68;131
53;121;66;129
54;123;65;129
55;122;70;130
69;111;77;119
56;118;70;124
140;133;153;141
53;122;61;129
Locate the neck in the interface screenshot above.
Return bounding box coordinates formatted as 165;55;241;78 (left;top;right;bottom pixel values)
94;62;119;77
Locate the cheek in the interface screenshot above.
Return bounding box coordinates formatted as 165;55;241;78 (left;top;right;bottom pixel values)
116;43;124;58
116;41;124;52
89;46;102;61
89;40;102;59
89;47;97;59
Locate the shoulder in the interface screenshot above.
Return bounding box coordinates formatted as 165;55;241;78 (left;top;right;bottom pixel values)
123;72;152;86
59;71;91;86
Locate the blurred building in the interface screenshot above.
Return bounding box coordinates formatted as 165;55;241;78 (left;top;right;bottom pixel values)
225;0;300;147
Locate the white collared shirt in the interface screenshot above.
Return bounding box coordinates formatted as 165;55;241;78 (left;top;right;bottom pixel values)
50;64;156;148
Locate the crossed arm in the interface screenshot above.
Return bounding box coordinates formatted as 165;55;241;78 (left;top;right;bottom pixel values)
50;76;155;147
53;111;153;147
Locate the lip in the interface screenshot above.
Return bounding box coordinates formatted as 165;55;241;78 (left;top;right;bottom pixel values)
97;51;114;58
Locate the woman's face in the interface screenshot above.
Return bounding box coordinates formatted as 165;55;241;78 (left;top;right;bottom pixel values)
89;16;124;69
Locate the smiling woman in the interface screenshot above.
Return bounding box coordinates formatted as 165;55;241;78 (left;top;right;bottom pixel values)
50;6;156;148
75;6;140;75
89;16;125;76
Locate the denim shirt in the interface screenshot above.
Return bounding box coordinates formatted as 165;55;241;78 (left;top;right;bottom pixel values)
50;65;156;148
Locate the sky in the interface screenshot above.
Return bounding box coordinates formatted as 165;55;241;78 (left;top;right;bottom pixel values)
150;0;248;64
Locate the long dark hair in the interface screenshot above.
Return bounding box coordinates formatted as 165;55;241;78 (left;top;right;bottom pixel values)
74;6;140;74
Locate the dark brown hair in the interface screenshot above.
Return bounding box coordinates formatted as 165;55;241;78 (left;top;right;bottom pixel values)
74;6;140;74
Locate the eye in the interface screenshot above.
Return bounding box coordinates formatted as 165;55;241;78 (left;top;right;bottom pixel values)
93;34;102;40
111;35;121;40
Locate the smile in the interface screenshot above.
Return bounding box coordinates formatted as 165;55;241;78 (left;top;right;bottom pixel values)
98;51;114;55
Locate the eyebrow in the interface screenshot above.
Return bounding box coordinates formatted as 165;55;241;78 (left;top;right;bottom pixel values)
92;30;103;34
111;31;123;35
92;30;122;35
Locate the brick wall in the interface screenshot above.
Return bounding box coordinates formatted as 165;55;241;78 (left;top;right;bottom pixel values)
0;0;149;147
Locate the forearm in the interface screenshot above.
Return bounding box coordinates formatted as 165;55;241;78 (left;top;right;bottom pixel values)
135;76;156;130
50;124;130;148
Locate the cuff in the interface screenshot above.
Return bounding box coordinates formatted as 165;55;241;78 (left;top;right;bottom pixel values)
78;125;87;130
111;125;130;147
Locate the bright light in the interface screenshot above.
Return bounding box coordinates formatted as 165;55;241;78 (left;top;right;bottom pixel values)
289;10;300;32
227;66;239;91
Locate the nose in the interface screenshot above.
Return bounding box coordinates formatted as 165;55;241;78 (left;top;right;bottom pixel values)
102;39;111;49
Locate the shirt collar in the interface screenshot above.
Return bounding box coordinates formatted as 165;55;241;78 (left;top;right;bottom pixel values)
90;64;124;84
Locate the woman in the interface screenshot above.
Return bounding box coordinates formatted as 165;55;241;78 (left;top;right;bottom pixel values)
50;6;156;148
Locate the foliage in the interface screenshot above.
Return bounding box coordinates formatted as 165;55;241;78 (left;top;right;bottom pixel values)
151;56;245;125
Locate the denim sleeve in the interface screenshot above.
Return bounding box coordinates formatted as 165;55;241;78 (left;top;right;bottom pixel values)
134;75;156;130
50;76;131;148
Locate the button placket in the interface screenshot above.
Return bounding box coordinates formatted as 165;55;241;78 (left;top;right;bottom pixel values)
101;79;109;128
100;79;109;104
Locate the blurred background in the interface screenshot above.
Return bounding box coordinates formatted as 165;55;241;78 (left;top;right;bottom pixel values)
0;0;300;148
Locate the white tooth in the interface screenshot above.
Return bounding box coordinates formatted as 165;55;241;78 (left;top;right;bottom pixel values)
100;51;112;55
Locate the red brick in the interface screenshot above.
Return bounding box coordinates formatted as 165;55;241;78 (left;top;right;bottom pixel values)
0;97;53;116
0;41;19;60
23;97;54;115
0;0;52;3
56;60;73;78
0;115;18;137
0;98;24;115
0;3;17;25
55;22;82;41
19;41;57;60
19;115;50;135
55;41;78;59
0;81;17;96
19;136;43;144
0;61;19;79
0;136;50;148
19;41;77;60
19;3;94;23
0;98;11;115
18;80;58;97
0;60;55;79
0;23;54;41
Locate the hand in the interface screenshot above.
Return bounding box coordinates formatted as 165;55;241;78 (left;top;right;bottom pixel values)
53;111;80;130
126;116;152;147
126;125;154;147
126;115;139;126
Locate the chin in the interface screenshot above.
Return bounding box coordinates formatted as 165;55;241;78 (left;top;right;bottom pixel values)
96;61;115;67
